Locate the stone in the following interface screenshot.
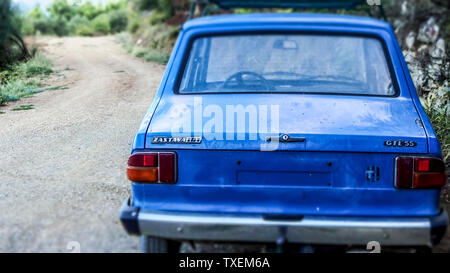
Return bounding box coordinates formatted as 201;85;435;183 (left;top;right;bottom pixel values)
430;38;446;59
417;17;440;43
405;31;416;49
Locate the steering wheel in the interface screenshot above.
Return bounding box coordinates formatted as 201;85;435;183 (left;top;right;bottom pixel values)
223;71;271;90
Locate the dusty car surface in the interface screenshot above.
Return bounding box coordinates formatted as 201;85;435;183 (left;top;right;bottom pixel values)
120;13;448;252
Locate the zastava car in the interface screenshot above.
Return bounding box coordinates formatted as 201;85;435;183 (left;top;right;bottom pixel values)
119;12;448;252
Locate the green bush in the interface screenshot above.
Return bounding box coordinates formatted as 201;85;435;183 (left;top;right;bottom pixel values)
156;0;173;17
68;15;91;35
77;1;101;20
105;0;128;13
30;17;55;35
75;25;95;36
92;14;110;34
0;0;29;68
423;93;450;162
18;53;53;77
51;17;70;36
148;0;174;25
131;0;158;11
47;0;76;21
108;10;128;33
129;20;140;34
0;92;6;105
0;53;53;104
149;10;168;25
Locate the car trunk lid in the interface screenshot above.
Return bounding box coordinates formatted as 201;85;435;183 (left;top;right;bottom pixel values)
145;94;427;153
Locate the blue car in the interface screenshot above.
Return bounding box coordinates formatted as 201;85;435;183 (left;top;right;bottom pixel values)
120;12;448;252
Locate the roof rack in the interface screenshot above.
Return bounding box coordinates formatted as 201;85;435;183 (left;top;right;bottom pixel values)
188;0;387;21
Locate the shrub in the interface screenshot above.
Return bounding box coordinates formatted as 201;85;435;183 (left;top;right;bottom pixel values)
30;17;55;35
422;92;450;162
47;0;76;21
149;10;168;25
105;0;128;13
108;10;128;33
76;25;95;36
19;53;53;77
68;15;90;35
132;0;158;11
128;20;140;34
51;17;70;36
92;14;110;34
77;1;101;20
0;53;53;104
148;0;174;25
0;92;6;105
0;0;29;68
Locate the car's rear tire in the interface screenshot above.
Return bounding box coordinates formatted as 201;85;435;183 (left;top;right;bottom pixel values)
140;235;180;253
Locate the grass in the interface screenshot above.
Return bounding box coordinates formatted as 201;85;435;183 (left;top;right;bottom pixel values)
12;104;34;111
422;92;450;162
0;53;53;106
116;31;173;64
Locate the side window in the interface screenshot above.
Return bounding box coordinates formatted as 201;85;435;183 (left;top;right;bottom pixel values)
179;38;208;92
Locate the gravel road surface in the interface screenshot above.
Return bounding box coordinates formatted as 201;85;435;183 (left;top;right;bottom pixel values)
0;36;164;252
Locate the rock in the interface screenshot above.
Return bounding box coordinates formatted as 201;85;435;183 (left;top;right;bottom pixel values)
409;65;425;90
400;0;415;18
400;0;409;16
417;17;440;43
404;50;416;63
405;31;416;49
430;38;446;59
427;63;442;80
417;44;429;55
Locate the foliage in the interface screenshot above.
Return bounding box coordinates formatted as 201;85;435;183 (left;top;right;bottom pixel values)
149;0;174;25
422;91;450;162
108;10;128;33
68;15;91;35
77;1;101;20
28;4;45;19
92;14;110;34
104;0;128;13
131;0;158;11
47;0;76;21
0;53;53;105
0;0;29;69
23;0;131;36
75;25;95;36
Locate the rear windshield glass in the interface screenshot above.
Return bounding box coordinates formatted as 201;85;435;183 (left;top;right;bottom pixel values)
178;34;396;96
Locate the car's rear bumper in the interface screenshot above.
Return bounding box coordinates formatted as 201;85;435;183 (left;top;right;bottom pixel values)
120;198;448;247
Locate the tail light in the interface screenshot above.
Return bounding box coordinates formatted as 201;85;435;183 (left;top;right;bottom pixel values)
127;152;176;184
395;156;446;189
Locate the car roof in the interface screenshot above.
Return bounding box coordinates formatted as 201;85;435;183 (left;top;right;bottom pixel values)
182;13;391;32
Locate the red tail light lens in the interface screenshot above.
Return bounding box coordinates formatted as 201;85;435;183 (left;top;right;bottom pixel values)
127;152;176;184
395;156;446;189
159;153;175;183
128;153;158;167
396;157;413;188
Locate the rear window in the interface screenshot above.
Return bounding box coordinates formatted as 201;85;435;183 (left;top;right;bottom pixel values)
177;34;396;96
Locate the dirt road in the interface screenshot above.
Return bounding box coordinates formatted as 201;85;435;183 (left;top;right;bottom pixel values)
0;36;165;252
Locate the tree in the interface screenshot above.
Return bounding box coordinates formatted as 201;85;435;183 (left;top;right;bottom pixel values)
28;4;45;19
47;0;76;21
0;0;30;69
77;1;101;20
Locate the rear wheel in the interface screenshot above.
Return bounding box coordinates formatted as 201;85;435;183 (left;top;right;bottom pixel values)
140;235;180;253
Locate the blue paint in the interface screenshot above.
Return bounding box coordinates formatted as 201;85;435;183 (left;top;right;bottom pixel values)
129;13;442;217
